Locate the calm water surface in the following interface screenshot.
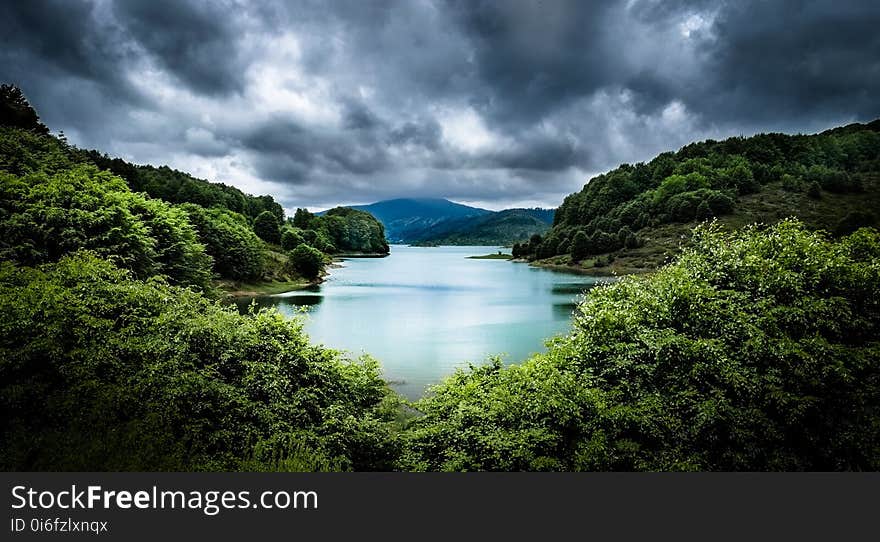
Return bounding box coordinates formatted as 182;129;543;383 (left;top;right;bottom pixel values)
235;245;604;399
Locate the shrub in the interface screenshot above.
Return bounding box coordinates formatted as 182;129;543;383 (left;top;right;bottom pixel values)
0;165;212;289
281;228;305;251
570;231;590;262
290;244;325;279
181;204;265;281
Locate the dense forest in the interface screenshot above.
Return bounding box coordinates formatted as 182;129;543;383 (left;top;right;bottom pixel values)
514;121;880;272
0;84;388;293
1;84;879;471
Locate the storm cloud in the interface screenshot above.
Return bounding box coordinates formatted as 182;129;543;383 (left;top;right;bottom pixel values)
2;0;878;211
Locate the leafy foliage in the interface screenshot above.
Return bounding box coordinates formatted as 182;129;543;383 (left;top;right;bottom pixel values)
401;221;880;471
281;228;305;251
180;204;265;281
290;244;325;279
81;152;284;222
0;253;399;471
253;210;282;244
412;209;553;246
0;164;213;289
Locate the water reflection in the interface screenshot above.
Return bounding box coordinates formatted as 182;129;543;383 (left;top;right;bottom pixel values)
552;302;580;319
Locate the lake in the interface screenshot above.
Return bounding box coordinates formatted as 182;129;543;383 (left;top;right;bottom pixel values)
234;245;605;400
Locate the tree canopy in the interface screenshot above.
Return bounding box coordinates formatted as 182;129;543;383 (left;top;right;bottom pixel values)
0;164;213;289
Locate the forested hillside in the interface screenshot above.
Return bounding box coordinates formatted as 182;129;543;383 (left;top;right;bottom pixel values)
348;197;553;245
291;207;389;255
350;198;491;242
83;150;284;222
413;208;554;246
515;121;880;273
0;84;388;294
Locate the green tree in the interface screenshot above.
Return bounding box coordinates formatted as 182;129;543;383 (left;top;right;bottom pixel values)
570;230;590;262
181;204;265;281
290;244;325;279
0;164;212;289
0;84;49;135
696;199;712;220
293;208;314;229
512;243;523;258
253;210;281;244
0;253;398;471
281;228;305;251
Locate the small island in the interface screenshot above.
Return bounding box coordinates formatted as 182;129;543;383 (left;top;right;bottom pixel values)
467;251;513;260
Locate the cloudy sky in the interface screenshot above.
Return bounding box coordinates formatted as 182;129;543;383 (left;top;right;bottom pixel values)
2;1;879;212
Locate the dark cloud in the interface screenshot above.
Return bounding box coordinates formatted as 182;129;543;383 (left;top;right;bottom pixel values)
111;0;248;95
242;118;390;182
444;0;620;124
388;119;443;150
1;0;878;211
0;0;130;87
342;101;383;131
697;1;880;126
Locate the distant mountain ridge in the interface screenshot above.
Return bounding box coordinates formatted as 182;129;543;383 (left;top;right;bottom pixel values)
339;198;554;245
347;198;490;242
412;208;555;246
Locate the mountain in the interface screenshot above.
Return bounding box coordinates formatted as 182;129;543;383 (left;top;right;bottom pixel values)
413;208;555;246
515;119;880;274
342;198;555;245
348;198;492;242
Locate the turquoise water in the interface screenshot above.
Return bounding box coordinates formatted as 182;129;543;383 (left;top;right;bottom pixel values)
235;245;604;399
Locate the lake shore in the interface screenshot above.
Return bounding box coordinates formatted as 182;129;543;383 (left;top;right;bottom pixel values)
218;278;320;297
219;251;393;298
467;252;512;260
522;258;653;277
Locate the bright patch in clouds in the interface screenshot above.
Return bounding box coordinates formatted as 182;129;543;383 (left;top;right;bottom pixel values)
438;107;503;153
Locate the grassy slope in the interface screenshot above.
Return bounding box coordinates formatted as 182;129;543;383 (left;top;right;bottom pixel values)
216;246;317;296
533;174;880;276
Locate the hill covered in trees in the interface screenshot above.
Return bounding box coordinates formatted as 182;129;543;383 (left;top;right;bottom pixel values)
291;207;389;255
0;84;388;295
347;197;553;245
413;208;554;246
0;85;398;471
514;120;880;273
348;198;491;242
